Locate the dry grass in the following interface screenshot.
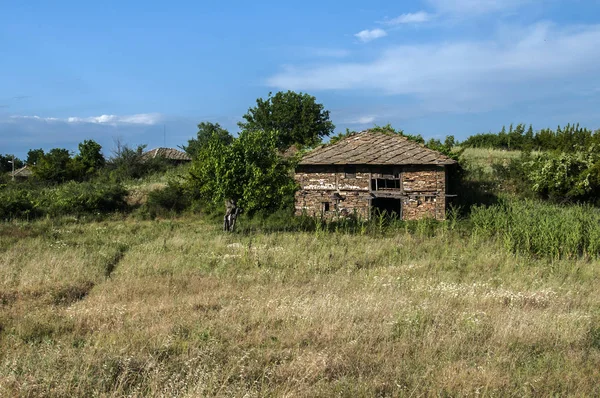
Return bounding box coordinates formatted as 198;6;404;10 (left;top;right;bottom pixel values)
459;147;523;172
1;218;599;397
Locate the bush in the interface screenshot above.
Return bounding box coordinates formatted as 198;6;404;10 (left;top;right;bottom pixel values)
524;147;600;203
0;181;128;220
44;182;128;217
0;186;41;220
146;182;191;217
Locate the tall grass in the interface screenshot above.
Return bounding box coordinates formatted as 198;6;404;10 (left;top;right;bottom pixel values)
1;217;600;396
471;200;600;259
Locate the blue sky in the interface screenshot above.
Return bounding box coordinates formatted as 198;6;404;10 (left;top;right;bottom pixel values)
2;0;600;158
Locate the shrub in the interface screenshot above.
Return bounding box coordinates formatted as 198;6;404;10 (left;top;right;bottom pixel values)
524;146;600;203
107;143;171;182
146;182;191;217
0;186;41;220
0;182;128;220
44;182;128;217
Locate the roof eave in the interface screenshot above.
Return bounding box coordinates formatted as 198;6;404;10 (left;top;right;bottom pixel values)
298;160;456;166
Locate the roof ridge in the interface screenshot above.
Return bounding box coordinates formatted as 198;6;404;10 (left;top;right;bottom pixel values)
299;130;456;166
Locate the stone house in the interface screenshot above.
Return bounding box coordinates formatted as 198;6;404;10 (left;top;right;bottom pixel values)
294;130;457;220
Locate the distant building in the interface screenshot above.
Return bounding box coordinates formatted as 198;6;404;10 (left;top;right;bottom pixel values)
294;130;457;220
142;148;191;164
11;165;33;180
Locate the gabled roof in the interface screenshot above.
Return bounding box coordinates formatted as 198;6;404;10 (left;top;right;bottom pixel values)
142;147;191;161
299;130;456;166
11;165;33;178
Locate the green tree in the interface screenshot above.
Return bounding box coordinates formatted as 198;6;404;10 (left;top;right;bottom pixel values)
188;129;297;214
72;140;105;180
239;91;335;150
33;148;73;183
107;141;148;181
26;149;44;166
0;154;24;174
183;122;233;158
444;135;456;149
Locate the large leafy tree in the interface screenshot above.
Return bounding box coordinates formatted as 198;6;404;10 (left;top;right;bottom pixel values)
33;148;73;183
188;129;297;214
71;139;106;179
26;149;45;166
238;91;335;150
183;122;233;158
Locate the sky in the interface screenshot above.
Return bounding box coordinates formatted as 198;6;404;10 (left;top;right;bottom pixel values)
2;0;600;159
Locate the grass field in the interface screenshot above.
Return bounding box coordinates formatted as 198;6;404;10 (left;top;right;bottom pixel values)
1;217;600;397
458;148;523;173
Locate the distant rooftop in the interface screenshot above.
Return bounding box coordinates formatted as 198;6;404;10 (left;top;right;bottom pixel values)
142;147;191;161
11;165;33;178
299;130;456;166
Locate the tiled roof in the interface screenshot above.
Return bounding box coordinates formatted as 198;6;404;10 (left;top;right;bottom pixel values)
142;148;191;161
11;165;33;177
299;131;457;166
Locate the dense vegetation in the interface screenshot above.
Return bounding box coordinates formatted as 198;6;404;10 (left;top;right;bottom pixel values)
187;129;297;215
461;122;600;152
238;90;336;150
0;154;24;175
0;181;127;220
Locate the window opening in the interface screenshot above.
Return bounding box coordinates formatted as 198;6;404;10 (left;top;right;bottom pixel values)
371;178;401;190
344;165;356;179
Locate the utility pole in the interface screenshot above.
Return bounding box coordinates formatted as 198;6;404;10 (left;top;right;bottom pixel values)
8;156;14;181
164;124;166;147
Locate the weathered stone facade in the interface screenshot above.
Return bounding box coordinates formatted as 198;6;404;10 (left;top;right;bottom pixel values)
294;165;449;221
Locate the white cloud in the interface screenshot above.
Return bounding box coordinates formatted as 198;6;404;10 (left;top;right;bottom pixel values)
427;0;533;15
12;113;162;126
348;115;377;124
354;28;387;42
11;115;61;122
384;11;433;25
268;23;600;112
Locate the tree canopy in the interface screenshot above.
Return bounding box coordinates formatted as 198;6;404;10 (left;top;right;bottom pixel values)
0;154;24;174
33;148;73;183
26;149;44;166
72;140;106;179
183;122;233;158
461;123;600;152
238;91;335;150
187;129;297;214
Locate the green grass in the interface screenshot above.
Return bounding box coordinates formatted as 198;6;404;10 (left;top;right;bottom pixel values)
471;200;600;260
123;163;191;207
1;216;600;396
459;147;524;174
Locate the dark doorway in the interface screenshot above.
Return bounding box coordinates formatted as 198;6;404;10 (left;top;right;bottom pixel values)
371;198;402;218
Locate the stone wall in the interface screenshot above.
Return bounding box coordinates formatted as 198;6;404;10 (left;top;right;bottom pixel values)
401;196;438;220
294;165;448;220
294;190;370;219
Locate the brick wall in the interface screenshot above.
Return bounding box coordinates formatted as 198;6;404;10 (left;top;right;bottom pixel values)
295;165;448;220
